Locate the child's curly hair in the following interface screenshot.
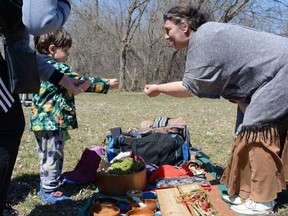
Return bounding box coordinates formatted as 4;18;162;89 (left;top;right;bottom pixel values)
34;27;72;54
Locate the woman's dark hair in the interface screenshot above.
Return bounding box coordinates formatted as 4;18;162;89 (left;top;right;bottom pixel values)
163;5;208;31
34;27;72;54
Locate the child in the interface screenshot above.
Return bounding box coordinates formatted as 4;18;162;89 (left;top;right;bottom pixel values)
30;27;118;204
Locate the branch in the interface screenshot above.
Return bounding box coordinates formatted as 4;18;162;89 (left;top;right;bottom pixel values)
219;0;250;23
272;0;288;7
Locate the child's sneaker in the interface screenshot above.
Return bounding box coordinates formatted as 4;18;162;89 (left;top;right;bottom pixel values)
39;187;72;204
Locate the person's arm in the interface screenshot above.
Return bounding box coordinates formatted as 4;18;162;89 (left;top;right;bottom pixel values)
78;77;118;94
144;81;194;98
22;0;71;35
60;65;119;94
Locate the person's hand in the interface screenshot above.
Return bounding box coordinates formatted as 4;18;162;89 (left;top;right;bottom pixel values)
109;78;119;89
144;84;160;97
59;76;91;95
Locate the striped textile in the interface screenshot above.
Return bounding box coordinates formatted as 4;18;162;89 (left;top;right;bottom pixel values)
152;117;169;128
0;77;14;112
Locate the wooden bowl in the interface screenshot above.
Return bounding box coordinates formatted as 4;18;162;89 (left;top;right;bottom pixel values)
97;168;147;195
126;208;154;216
90;204;120;216
93;197;118;206
130;199;157;211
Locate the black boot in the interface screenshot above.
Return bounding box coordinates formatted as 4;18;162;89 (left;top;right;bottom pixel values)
3;203;18;216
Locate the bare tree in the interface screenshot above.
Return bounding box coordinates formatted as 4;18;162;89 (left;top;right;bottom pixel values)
118;0;150;90
67;0;288;92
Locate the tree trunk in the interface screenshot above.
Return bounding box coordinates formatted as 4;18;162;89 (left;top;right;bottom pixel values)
119;46;127;90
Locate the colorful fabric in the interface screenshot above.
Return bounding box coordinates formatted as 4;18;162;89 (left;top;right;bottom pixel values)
30;56;110;131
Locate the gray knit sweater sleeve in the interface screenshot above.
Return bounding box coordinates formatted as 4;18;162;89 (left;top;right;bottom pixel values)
22;0;71;36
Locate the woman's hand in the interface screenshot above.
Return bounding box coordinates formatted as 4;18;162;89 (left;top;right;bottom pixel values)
144;82;193;98
144;84;160;97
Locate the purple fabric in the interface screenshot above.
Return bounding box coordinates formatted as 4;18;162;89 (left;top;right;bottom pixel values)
146;164;159;179
62;146;104;185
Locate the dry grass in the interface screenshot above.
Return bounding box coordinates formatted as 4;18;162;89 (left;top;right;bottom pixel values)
8;90;288;215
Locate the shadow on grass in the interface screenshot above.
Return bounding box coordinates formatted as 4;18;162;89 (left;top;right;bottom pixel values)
28;199;90;216
27;181;97;216
7;173;96;216
7;173;39;205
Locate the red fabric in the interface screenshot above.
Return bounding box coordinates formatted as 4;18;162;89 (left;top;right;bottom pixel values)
148;165;190;184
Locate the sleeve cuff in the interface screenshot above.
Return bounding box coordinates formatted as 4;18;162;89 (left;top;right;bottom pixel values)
48;69;64;86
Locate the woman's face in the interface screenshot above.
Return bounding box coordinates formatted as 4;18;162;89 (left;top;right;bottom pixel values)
164;19;190;49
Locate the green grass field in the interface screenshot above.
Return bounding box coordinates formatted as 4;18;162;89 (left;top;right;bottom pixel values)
8;91;288;215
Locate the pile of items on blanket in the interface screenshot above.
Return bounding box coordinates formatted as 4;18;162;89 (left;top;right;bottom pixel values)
63;117;221;216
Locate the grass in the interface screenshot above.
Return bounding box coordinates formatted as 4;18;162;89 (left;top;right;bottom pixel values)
8;90;288;215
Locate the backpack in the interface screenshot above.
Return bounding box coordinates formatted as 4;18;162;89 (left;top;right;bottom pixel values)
105;117;191;166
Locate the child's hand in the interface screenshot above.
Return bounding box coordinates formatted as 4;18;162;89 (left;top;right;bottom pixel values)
109;79;119;89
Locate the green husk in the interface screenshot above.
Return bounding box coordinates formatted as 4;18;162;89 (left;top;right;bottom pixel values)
106;157;145;175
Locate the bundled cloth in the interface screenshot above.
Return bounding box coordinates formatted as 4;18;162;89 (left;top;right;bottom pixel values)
62;146;105;185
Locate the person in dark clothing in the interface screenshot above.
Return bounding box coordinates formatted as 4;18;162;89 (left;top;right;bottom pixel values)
0;1;90;215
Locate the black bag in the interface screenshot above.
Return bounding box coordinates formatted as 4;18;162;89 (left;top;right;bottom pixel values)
0;0;23;35
106;127;190;166
1;0;40;93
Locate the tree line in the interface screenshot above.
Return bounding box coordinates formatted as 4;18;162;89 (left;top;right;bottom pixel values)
67;0;288;91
